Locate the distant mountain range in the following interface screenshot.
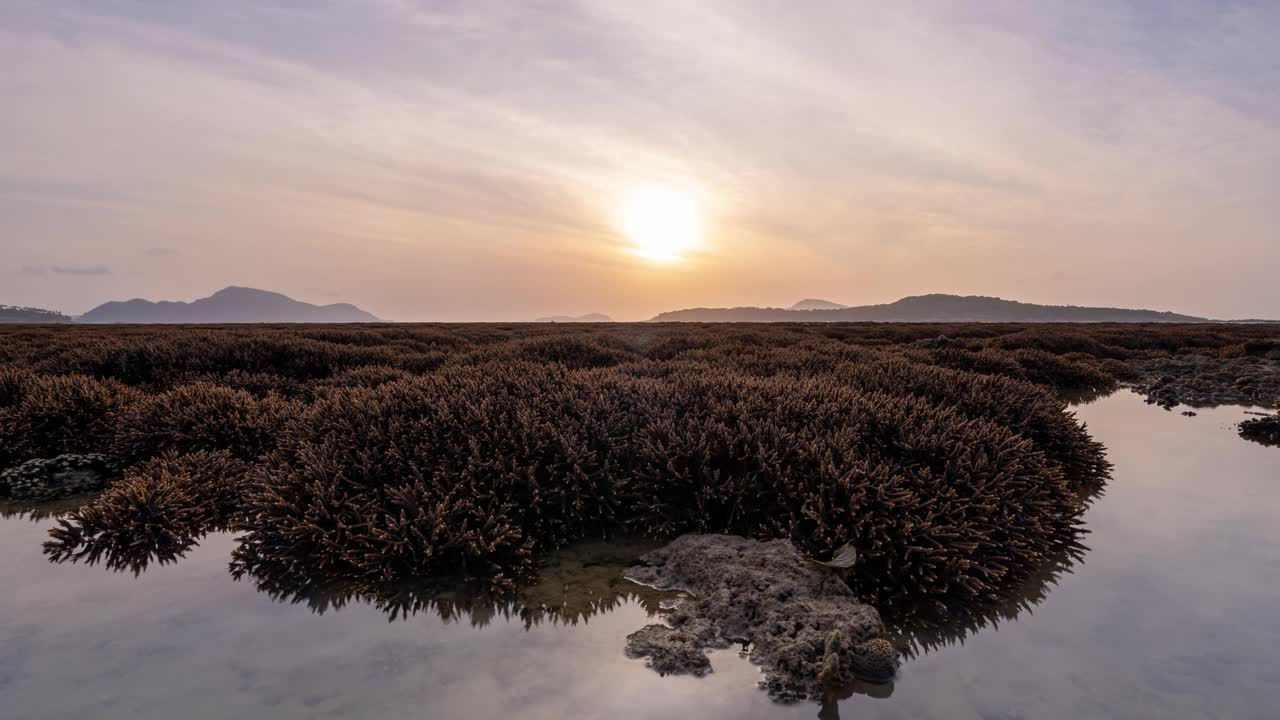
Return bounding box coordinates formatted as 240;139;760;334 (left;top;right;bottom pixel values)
535;313;613;323
789;299;849;311
0;305;74;324
651;294;1210;323
4;290;1268;325
79;287;379;324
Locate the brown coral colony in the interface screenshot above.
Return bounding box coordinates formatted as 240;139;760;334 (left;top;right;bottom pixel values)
1;322;1275;613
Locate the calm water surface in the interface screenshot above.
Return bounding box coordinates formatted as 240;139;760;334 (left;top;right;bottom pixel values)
1;392;1277;719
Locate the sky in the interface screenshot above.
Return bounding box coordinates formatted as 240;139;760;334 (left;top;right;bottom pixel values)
1;1;1277;321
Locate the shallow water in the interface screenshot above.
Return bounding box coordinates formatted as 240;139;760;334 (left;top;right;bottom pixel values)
1;391;1277;720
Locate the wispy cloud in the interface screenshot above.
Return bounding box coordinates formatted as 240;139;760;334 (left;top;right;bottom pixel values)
22;263;113;276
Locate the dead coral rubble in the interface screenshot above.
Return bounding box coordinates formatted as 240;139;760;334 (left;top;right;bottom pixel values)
1238;415;1280;447
625;534;897;702
0;454;114;502
624;624;717;677
1129;355;1280;408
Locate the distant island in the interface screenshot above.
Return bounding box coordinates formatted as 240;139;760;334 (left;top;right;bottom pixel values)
535;313;613;323
79;287;379;324
652;294;1209;323
0;305;74;324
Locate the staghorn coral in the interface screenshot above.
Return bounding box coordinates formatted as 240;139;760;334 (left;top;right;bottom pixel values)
315;364;412;391
1011;348;1118;391
180;369;311;400
3;320;1271;609
111;382;296;465
0;373;140;471
234;364;620;587
0;365;36;408
590;366;1091;604
224;360;1098;605
44;450;249;574
833;358;1111;492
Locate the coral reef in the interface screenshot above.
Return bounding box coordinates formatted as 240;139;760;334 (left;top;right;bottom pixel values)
1;321;1273;607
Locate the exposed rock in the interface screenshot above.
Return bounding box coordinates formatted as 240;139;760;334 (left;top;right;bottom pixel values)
624;625;714;676
624;534;896;702
1;454;114;502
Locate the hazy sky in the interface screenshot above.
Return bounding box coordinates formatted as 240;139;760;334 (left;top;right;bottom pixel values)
2;1;1277;320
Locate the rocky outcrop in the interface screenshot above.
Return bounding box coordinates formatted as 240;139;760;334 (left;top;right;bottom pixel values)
623;534;896;702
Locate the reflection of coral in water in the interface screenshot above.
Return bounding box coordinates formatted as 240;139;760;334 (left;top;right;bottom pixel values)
812;536;1092;718
886;538;1090;661
231;538;674;630
0;495;99;522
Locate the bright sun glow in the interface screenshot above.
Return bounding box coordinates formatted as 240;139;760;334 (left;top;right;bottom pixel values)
619;186;703;262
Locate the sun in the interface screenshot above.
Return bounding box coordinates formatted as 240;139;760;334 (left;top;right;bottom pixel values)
619;186;703;262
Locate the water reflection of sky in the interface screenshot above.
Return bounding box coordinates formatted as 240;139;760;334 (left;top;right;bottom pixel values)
1;391;1277;720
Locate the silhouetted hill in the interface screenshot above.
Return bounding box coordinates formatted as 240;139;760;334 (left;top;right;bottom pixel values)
0;305;73;324
535;313;613;322
79;287;379;324
651;294;1208;323
789;299;848;311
